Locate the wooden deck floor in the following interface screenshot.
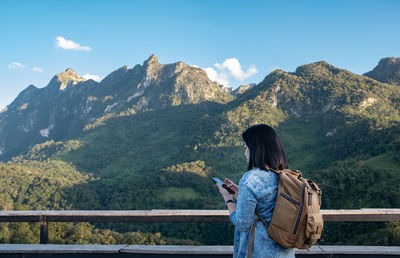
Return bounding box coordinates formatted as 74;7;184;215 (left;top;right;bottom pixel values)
0;245;399;258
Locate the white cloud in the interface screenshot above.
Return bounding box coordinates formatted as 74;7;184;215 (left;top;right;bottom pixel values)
33;67;43;73
215;58;258;80
204;67;230;86
82;73;102;82
8;62;25;69
56;36;92;51
202;58;258;86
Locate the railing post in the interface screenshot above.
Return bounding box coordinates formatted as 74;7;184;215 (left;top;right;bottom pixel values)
39;215;48;244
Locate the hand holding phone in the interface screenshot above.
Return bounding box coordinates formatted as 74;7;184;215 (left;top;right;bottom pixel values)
212;177;236;194
224;178;239;199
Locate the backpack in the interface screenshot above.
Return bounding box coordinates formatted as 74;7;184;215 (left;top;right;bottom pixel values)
248;169;323;256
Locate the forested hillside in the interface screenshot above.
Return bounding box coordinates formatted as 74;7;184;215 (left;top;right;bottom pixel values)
0;56;399;245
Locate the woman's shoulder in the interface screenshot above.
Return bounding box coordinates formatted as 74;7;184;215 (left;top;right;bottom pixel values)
244;167;278;180
240;168;279;190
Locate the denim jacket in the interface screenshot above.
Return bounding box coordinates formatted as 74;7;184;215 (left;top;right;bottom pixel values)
229;168;295;258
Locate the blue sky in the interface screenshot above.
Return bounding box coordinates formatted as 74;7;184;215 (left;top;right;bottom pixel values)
1;0;399;109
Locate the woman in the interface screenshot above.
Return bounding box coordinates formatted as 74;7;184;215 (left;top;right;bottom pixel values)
217;124;295;258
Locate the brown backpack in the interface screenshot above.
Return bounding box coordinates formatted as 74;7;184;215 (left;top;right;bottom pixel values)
248;169;323;256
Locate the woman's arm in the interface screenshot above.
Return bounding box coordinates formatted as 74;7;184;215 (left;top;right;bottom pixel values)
230;182;258;232
217;184;236;214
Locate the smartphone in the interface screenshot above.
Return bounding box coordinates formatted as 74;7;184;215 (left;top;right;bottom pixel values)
212;177;235;194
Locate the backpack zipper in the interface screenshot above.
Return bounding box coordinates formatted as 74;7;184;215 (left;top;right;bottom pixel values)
280;193;300;205
293;182;306;234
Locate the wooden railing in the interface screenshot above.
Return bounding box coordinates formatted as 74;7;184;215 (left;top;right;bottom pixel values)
0;209;399;244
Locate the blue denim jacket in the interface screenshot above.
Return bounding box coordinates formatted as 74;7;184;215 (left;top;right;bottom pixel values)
229;168;295;258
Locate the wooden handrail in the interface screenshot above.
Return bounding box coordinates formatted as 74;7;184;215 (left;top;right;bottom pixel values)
0;209;399;222
0;209;399;244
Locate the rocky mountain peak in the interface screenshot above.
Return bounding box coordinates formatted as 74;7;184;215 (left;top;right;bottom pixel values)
143;54;159;67
174;61;186;70
141;54;163;83
55;68;86;90
364;57;400;85
56;68;81;80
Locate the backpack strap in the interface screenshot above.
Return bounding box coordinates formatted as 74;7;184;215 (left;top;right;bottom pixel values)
247;210;269;258
255;210;269;227
247;218;259;258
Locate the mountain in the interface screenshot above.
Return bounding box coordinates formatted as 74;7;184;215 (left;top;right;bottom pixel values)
0;56;399;245
0;54;232;161
364;57;400;85
214;61;400;165
232;83;256;96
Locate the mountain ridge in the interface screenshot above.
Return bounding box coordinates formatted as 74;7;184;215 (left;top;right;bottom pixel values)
1;55;399;162
364;57;400;86
0;54;233;160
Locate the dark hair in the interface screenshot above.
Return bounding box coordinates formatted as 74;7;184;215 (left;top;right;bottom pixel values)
242;124;287;171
